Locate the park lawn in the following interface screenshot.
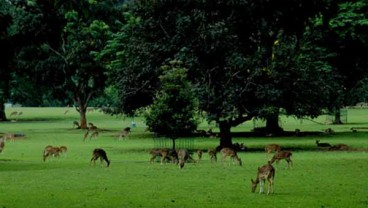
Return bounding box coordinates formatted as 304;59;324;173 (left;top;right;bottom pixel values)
0;107;368;208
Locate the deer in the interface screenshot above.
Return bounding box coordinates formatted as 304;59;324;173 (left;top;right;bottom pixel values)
10;111;18;117
265;144;281;158
0;137;5;153
73;121;80;129
149;148;178;164
220;147;242;166
197;149;203;161
208;148;217;162
90;148;110;167
43;145;61;162
118;127;131;140
270;151;293;169
316;140;331;148
177;149;191;168
251;161;275;195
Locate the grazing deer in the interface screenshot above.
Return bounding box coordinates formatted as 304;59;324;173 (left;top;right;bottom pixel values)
149;148;178;164
89;130;99;139
118;127;131;140
208;148;217;162
316;140;331;148
43;145;61;162
0;138;5;153
251;162;275;195
270;151;293;169
265;144;281;158
73;121;80;129
10;111;18;117
91;148;110;167
59;146;68;155
177;149;190;168
220;147;242;166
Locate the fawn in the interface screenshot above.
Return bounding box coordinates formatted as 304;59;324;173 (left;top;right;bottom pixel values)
251;162;275;195
91;148;110;167
220;147;242;166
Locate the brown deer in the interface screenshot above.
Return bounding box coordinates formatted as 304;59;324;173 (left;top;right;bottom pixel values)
73;121;80;129
251;162;275;195
43;145;61;162
90;148;110;167
177;149;190;168
149;148;178;164
118;127;131;140
208;148;217;162
265;144;281;158
316;140;331;148
220;147;242;166
270;151;293;169
0;137;5;153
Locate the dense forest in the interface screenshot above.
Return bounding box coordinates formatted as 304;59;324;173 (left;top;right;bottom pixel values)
1;0;367;147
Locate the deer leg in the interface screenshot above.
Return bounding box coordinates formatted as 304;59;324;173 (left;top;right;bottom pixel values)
266;177;274;195
259;180;264;194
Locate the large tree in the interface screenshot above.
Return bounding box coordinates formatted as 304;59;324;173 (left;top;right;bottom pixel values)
103;0;336;147
1;0;120;128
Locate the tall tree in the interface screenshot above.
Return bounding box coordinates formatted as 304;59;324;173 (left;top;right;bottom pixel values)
104;0;334;147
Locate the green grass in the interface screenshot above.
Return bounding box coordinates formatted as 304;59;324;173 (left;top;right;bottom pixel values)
1;107;368;208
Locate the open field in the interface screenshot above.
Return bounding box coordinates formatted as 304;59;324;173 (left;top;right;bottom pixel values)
1;107;368;208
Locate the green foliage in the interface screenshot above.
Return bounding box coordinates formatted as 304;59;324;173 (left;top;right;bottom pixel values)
144;62;198;136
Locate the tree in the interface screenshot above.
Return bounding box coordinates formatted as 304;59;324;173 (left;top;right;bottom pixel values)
144;61;198;148
104;0;336;147
315;0;368;123
1;0;120;127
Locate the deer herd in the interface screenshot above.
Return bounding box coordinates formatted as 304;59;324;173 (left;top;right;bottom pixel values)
0;122;353;196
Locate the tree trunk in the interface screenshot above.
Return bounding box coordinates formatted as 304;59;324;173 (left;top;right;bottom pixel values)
334;108;342;124
266;115;283;134
0;99;6;121
218;121;233;150
79;107;88;129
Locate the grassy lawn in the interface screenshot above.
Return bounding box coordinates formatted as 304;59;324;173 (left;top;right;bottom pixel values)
0;107;368;208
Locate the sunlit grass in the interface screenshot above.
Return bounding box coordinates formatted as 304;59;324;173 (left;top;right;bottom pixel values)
0;107;368;207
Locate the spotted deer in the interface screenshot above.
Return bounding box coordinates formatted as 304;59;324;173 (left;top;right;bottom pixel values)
90;148;110;167
265;144;281;158
270;151;293;169
251;162;275;195
177;149;193;169
149;148;178;164
43;145;61;162
220;147;242;166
